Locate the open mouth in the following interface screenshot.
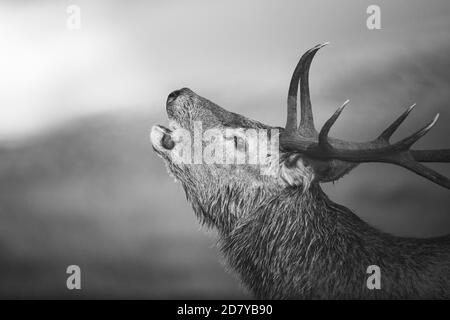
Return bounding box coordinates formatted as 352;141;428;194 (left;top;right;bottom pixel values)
152;125;175;150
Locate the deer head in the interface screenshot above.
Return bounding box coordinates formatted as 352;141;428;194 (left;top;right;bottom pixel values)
150;43;450;233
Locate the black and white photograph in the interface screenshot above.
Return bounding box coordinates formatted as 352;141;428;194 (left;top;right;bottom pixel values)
0;0;449;304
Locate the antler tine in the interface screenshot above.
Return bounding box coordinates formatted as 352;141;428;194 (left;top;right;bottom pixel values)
318;100;350;150
392;114;439;150
286;42;329;135
377;104;416;142
397;106;450;163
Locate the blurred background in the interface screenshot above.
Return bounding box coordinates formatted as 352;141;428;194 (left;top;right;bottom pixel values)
0;0;449;299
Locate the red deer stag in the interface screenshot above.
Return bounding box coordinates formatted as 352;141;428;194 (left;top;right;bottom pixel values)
150;43;450;299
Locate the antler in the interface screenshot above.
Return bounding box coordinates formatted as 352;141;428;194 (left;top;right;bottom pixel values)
286;42;329;136
280;43;450;189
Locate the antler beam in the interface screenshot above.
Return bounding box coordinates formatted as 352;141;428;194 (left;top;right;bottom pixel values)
317;102;450;189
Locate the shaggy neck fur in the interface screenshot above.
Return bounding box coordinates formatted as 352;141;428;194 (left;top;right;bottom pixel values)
184;180;450;299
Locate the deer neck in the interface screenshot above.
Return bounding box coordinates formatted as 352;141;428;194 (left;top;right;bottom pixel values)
217;184;450;298
182;177;450;298
216;184;349;298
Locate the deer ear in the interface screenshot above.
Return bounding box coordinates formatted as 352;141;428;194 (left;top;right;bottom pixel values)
280;154;315;189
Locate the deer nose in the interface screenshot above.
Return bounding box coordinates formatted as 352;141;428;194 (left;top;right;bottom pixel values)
166;88;193;118
167;90;181;104
167;88;191;105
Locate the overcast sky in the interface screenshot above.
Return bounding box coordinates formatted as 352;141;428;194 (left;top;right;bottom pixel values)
0;0;449;138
